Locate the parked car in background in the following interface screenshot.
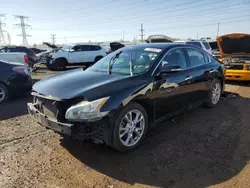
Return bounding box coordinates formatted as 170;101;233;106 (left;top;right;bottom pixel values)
107;42;125;54
47;43;107;70
217;33;250;81
175;40;212;55
209;41;221;59
145;35;173;43
30;48;46;54
27;43;225;152
0;46;37;67
0;60;32;104
36;42;61;65
0;52;28;66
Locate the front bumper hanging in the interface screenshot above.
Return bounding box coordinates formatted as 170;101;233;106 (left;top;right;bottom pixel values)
27;103;73;135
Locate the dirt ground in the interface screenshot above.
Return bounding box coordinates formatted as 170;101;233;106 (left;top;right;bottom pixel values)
0;66;250;188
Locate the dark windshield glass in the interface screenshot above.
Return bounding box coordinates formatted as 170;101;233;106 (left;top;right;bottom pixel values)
87;47;162;75
186;42;202;48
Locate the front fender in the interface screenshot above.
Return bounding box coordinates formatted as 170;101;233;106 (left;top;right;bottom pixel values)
100;82;154;112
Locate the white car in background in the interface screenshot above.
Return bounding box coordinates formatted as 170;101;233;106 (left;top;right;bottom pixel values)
175;40;212;54
48;43;107;70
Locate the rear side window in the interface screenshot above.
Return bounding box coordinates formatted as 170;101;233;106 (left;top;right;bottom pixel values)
186;42;202;48
186;48;206;67
90;45;101;51
202;41;211;50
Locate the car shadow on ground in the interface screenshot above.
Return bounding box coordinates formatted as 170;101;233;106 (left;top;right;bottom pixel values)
226;80;250;87
61;93;250;188
0;94;32;121
0;78;41;121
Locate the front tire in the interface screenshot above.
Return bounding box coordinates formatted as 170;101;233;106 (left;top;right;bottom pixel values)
204;78;222;108
54;58;67;71
111;102;148;152
0;84;8;104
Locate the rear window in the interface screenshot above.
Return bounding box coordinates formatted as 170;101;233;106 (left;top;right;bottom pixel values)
202;41;211;50
90;45;101;51
186;42;202;48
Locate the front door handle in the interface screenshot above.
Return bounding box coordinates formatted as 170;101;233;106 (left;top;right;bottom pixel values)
209;69;216;73
185;76;193;81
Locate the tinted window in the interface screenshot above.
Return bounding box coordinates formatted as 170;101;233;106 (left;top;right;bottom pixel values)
202;41;211;50
90;45;101;51
203;53;211;63
73;45;82;52
186;41;202;48
160;48;187;69
186;49;206;67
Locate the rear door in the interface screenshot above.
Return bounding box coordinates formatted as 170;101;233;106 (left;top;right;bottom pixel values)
184;47;215;102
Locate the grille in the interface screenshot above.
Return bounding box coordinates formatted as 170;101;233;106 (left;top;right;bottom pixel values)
226;64;244;70
36;97;58;119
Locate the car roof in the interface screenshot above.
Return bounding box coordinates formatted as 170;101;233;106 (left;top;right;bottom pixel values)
71;43;101;46
122;43;200;50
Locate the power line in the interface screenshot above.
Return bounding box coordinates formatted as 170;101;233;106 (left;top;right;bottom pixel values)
7;32;11;45
33;0;246;31
0;14;6;45
139;24;145;42
51;34;56;44
13;15;31;46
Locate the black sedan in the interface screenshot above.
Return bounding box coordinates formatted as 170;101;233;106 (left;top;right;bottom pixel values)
0;61;32;104
27;43;225;152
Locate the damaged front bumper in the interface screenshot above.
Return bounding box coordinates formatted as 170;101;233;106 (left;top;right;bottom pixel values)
27;102;113;144
27;103;73;135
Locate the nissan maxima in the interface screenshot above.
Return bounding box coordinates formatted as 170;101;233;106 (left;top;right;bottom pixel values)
27;43;225;152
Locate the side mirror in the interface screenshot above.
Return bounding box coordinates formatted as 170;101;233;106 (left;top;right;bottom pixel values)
69;49;75;52
160;65;182;74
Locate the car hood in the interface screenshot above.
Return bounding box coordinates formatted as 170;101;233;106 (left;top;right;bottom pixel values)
42;42;58;49
33;69;147;101
217;33;250;58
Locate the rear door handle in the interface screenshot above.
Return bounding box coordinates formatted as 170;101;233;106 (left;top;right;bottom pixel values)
185;76;193;81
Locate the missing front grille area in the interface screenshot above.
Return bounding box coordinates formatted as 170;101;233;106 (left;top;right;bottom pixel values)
226;65;244;70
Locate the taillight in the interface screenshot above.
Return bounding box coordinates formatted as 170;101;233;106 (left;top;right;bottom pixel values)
24;55;29;64
13;66;29;75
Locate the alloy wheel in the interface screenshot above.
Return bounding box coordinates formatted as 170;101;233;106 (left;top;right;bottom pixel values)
119;109;145;147
0;87;6;103
211;82;221;105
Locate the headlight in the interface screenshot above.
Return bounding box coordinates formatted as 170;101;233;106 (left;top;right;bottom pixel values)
65;97;110;122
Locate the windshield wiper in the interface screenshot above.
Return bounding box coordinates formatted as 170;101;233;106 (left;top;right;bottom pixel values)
108;51;122;74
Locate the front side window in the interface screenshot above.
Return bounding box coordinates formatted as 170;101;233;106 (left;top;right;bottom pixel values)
87;48;163;75
73;45;82;52
186;48;206;67
160;48;187;69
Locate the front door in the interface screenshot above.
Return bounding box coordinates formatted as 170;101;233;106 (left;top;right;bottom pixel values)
152;48;194;120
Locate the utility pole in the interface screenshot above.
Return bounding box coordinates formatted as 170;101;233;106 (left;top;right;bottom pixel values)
13;15;31;47
0;14;6;45
122;30;124;42
216;22;220;37
64;37;67;44
51;34;56;44
196;32;199;39
7;32;11;45
139;24;145;43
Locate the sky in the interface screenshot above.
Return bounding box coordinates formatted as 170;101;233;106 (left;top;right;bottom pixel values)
1;0;250;46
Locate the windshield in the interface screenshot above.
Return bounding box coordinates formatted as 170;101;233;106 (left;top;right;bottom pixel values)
87;47;162;75
202;41;211;50
61;45;73;51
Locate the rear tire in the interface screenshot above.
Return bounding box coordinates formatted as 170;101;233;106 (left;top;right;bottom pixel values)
0;84;8;104
111;102;148;152
204;78;222;108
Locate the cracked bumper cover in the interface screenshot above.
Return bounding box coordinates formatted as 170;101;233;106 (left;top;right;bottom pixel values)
27;103;73;135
